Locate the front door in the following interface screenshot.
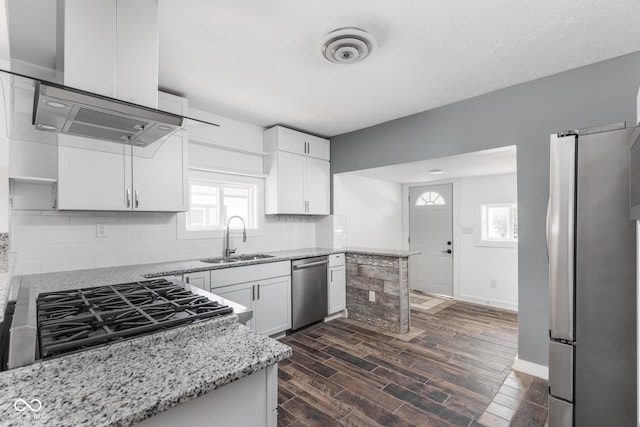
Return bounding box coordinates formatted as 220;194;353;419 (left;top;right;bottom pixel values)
409;184;453;296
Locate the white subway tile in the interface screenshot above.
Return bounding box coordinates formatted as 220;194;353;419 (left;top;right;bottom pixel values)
139;248;178;263
42;228;95;244
69;216;113;226
11;210;42;216
14;258;41;275
95;254;139;268
68;242;118;257
13;215;70;229
11;229;42;246
13;244;68;260
138;228;177;241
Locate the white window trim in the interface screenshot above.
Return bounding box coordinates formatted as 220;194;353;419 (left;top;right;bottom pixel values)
177;170;265;240
475;201;518;248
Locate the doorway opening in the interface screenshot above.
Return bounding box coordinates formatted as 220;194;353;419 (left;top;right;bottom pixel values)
334;145;518;312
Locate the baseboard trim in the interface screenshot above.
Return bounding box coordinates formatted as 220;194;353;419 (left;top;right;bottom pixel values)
512;355;548;380
455;295;518;312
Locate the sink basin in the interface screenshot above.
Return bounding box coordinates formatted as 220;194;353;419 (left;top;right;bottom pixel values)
200;254;275;264
234;254;276;261
199;257;241;264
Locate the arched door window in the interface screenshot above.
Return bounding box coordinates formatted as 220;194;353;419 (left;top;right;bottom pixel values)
415;191;445;206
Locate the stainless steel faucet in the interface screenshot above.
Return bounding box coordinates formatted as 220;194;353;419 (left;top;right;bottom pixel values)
224;215;246;257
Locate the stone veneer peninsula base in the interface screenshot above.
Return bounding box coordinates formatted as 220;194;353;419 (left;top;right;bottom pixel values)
345;252;412;334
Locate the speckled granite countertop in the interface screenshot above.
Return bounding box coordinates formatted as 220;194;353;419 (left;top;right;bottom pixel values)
0;315;291;426
342;247;420;258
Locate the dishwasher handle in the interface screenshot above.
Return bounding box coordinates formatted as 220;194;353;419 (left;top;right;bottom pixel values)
292;260;329;270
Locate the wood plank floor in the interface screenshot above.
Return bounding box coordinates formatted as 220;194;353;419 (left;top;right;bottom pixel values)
278;301;548;426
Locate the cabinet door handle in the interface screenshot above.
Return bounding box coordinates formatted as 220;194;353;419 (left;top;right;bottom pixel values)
186;276;190;284
134;189;139;208
126;189;131;208
331;269;333;282
252;285;255;301
257;284;260;300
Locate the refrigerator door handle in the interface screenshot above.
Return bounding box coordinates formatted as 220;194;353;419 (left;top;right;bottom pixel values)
546;198;551;260
548;133;576;342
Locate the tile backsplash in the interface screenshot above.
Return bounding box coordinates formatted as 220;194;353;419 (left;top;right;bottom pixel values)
10;211;318;275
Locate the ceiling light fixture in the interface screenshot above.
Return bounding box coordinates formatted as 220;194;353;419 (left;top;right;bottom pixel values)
322;27;376;64
430;169;445;175
43;100;67;109
36;124;58;131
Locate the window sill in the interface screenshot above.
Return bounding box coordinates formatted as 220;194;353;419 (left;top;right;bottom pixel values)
475;240;517;248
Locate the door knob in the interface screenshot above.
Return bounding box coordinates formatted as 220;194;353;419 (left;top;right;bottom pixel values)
442;249;452;254
447;241;452;245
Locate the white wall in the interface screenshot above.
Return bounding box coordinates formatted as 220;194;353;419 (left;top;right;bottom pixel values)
457;173;518;310
334;173;403;249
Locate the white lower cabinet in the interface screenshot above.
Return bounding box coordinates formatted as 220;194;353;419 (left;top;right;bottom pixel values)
216;276;291;336
211;261;292;336
179;271;211;292
328;253;346;315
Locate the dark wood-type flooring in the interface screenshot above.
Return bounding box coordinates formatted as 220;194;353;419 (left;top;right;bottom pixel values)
278;301;548;426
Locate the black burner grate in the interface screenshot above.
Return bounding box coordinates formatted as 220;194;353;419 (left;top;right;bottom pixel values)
37;278;232;358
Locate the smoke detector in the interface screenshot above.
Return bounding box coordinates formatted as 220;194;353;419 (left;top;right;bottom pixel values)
322;27;376;64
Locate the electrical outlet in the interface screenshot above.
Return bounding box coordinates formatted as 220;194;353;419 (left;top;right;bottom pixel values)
96;223;109;238
368;291;376;302
490;280;497;288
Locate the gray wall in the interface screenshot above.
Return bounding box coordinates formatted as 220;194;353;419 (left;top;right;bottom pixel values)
331;51;640;366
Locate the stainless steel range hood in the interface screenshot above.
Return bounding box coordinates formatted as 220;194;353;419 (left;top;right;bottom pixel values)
32;82;184;147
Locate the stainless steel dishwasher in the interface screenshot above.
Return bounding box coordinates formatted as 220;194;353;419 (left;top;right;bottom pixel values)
291;256;328;330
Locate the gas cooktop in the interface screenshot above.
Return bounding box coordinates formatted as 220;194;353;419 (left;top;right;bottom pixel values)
36;278;232;359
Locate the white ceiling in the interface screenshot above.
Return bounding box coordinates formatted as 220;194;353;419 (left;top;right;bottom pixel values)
6;1;640;138
157;0;640;137
349;146;517;184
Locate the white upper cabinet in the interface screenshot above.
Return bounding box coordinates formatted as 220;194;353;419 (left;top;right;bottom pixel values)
57;141;132;210
56;92;188;212
306;157;330;215
263;126;330;161
263;126;330;215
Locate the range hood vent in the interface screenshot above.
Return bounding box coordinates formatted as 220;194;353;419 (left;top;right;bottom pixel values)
32;82;183;147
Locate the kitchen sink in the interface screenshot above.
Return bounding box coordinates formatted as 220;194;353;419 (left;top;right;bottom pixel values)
200;254;275;264
200;257;240;264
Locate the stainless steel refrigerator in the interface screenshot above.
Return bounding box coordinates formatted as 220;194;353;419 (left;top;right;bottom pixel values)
548;124;637;427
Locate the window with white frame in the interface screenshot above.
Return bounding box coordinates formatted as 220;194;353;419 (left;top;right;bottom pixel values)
481;203;518;242
178;170;263;239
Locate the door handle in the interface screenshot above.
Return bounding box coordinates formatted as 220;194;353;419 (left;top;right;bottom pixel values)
257;284;260;300
252;285;255;301
442;249;452;254
126;189;131;208
293;260;329;269
134;189;139;208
